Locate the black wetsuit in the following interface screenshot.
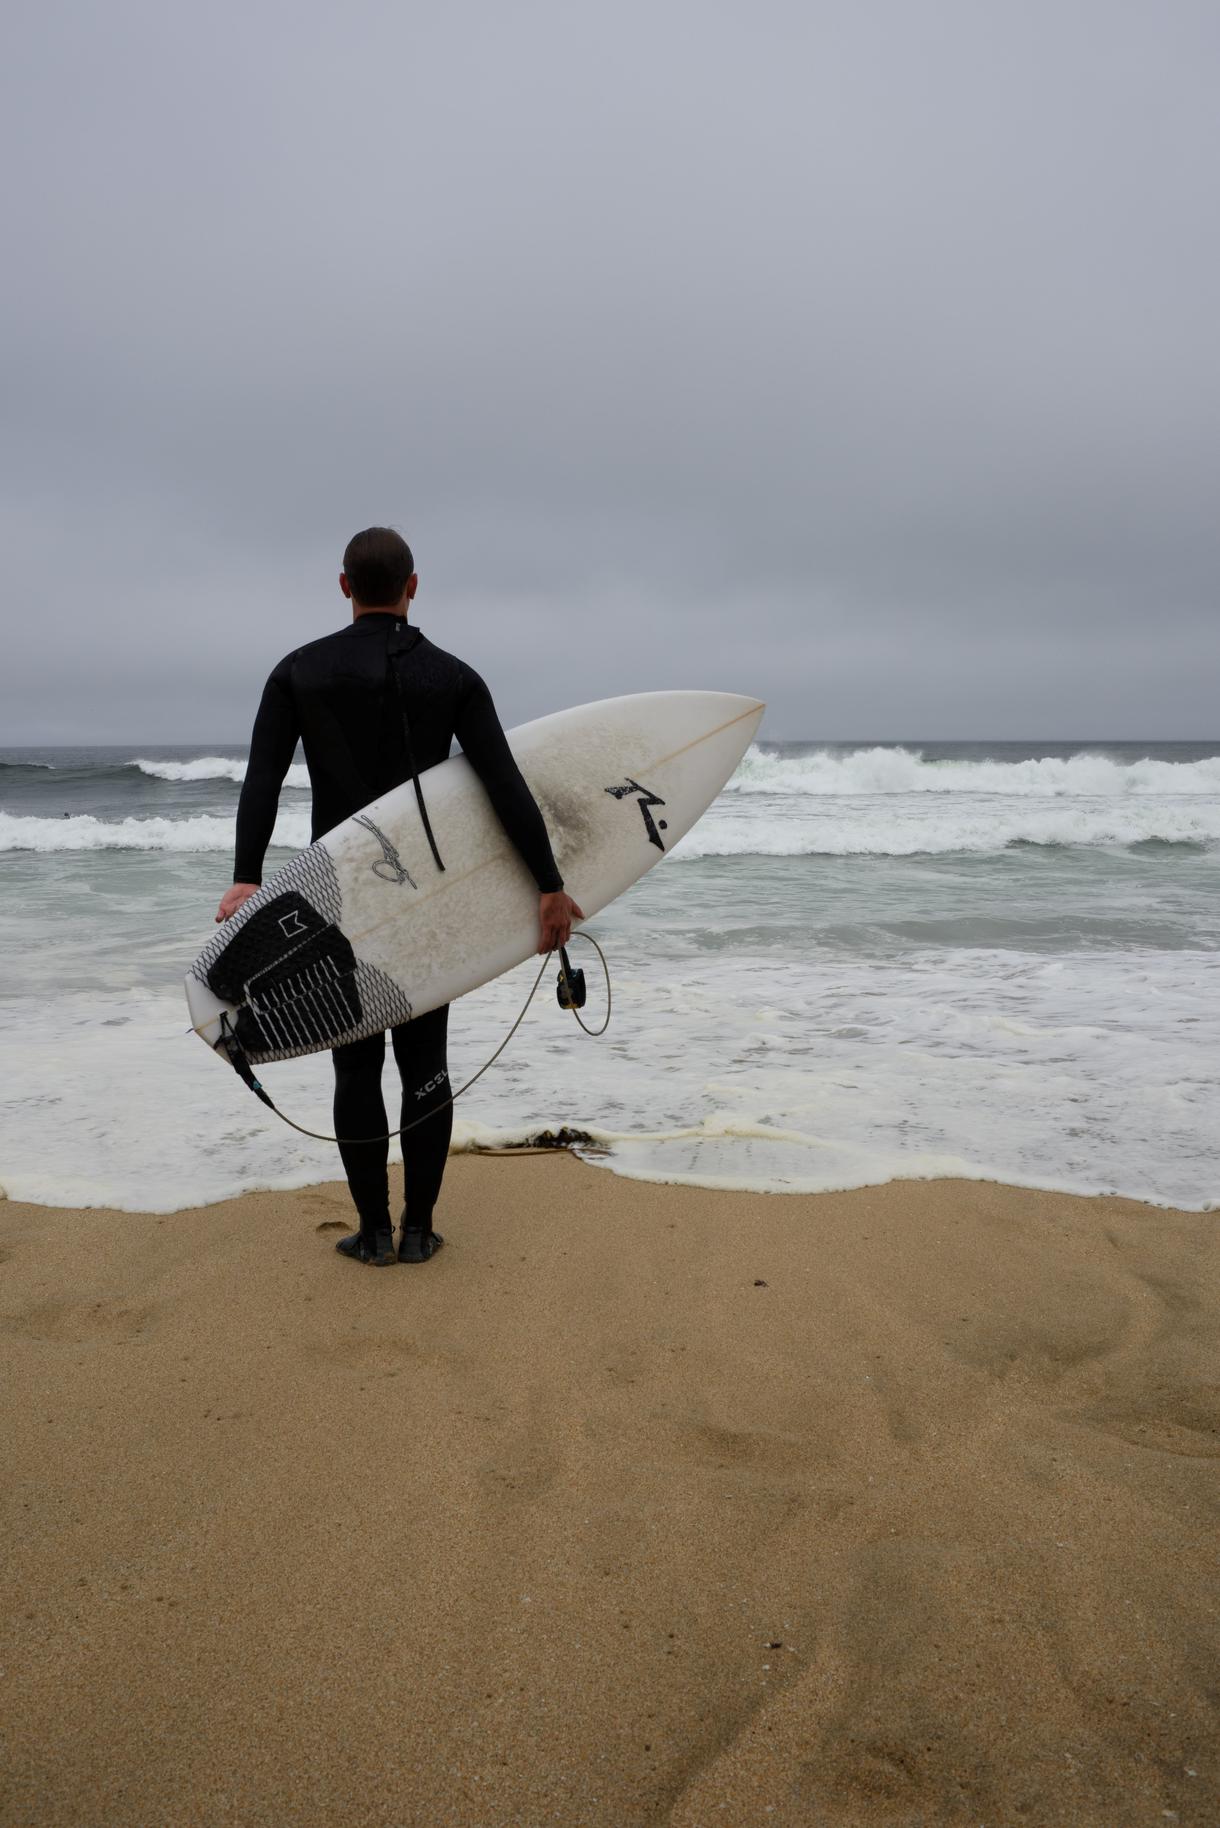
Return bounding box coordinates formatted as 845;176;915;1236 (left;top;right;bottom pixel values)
233;612;562;1236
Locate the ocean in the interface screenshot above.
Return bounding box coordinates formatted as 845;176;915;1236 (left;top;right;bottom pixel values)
2;739;1218;1212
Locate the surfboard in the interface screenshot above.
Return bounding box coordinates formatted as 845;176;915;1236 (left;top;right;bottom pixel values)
186;690;764;1065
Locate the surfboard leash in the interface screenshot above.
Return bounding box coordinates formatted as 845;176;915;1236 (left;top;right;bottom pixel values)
216;930;611;1146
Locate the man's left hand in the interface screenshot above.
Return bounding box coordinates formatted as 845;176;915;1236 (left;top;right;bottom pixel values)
216;881;261;923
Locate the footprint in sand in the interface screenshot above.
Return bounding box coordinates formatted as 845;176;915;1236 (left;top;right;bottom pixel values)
1;1299;156;1345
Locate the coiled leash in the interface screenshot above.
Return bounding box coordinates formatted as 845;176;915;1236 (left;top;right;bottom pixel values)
217;930;610;1145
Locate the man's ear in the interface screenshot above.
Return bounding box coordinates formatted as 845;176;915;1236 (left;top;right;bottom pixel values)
339;573;353;601
407;573;419;601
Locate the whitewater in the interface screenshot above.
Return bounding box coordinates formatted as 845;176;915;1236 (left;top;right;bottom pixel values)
6;744;1220;856
1;737;1218;1211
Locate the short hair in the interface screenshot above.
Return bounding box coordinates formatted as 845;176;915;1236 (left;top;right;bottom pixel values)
342;527;415;607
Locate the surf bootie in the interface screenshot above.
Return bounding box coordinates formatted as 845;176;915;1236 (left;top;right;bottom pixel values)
335;1223;397;1267
398;1227;445;1265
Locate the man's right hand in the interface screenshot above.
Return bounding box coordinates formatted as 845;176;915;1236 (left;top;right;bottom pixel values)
538;890;584;953
216;882;261;923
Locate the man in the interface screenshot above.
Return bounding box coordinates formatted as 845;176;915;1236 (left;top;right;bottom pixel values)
217;526;583;1268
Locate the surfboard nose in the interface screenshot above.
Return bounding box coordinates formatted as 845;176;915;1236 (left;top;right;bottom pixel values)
686;691;766;747
704;691;766;725
706;692;765;714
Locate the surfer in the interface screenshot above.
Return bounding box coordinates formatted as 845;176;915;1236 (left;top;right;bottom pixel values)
215;527;583;1268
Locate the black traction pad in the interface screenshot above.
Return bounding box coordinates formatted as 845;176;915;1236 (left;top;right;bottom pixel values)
206;891;362;1056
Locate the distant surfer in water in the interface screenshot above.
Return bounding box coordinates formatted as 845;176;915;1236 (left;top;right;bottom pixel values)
216;526;583;1267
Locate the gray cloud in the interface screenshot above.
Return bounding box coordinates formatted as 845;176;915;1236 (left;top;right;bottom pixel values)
3;0;1219;741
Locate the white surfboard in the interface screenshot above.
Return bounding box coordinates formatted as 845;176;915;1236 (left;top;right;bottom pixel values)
186;690;764;1065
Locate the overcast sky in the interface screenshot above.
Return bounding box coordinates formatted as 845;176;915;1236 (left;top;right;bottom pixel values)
3;0;1218;742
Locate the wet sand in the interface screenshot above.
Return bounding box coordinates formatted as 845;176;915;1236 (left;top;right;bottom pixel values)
2;1158;1217;1825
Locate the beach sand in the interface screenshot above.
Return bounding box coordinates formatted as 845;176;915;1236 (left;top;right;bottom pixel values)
2;1158;1217;1826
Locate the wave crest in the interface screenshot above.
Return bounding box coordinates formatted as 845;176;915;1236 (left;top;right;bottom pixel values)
0;811;313;854
5;800;1217;858
728;744;1220;798
676;802;1220;858
133;756;310;789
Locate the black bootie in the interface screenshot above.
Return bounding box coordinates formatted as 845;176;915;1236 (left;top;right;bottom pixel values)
397;1212;445;1264
335;1218;396;1267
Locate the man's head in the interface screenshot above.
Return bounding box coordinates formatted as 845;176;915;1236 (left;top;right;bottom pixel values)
340;526;417;614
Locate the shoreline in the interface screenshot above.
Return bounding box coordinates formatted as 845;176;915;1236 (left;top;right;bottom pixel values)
3;1157;1217;1824
6;1137;1217;1216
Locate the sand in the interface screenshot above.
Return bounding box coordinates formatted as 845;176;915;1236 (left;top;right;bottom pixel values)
1;1158;1217;1826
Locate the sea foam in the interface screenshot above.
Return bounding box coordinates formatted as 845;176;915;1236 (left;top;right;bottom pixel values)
3;940;1217;1211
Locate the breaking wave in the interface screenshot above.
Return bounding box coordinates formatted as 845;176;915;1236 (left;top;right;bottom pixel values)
132;756;311;789
672;802;1220;858
5;797;1219;859
728;744;1220;798
0;811;313;854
